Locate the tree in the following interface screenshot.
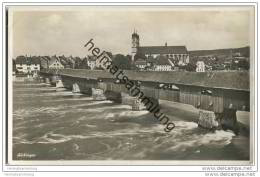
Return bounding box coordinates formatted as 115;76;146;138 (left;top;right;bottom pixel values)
185;63;196;72
74;57;82;69
112;54;132;70
126;55;132;60
81;57;91;69
134;52;146;61
238;60;249;70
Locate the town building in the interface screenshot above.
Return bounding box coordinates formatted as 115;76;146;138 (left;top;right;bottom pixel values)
59;55;74;69
131;31;190;67
196;61;205;72
49;56;64;69
87;52;111;70
135;58;147;70
146;56;156;69
15;56;41;74
87;56;97;70
39;56;50;69
154;55;172;71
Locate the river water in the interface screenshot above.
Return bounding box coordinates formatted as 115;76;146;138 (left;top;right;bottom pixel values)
13;81;250;161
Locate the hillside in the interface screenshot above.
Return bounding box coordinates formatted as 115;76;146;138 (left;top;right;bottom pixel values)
189;46;250;57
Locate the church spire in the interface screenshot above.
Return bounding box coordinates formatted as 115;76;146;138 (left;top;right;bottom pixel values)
131;29;140;62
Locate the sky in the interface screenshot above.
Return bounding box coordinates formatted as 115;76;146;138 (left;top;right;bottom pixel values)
10;6;253;58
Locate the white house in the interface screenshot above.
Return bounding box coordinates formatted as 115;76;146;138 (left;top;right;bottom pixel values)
154;55;172;71
15;56;41;74
87;56;97;70
49;56;64;69
135;58;147;70
154;65;172;71
196;61;205;72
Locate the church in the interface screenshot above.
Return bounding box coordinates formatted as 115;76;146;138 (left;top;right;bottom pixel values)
131;31;190;70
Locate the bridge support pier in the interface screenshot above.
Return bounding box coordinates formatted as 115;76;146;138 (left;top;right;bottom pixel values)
50;75;58;86
56;79;64;88
132;97;146;111
72;83;81;93
198;108;239;133
121;93;133;105
198;110;219;129
55;79;66;91
45;77;50;84
120;93;146;111
216;108;239;133
91;88;106;101
104;90;122;103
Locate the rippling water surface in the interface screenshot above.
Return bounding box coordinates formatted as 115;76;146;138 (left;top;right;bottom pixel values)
13;81;250;160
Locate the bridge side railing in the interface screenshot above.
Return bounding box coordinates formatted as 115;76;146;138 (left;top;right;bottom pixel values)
39;70;250;112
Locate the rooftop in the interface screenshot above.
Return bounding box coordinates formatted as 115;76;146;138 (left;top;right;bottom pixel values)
135;59;146;65
88;56;97;61
155;55;171;65
138;46;188;55
16;56;41;65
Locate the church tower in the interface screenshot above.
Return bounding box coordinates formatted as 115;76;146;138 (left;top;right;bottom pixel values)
131;30;140;61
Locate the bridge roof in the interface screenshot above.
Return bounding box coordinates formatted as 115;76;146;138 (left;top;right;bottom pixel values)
124;70;249;91
47;69;249;91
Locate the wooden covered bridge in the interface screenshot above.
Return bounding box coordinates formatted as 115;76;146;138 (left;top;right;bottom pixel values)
40;69;250;131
